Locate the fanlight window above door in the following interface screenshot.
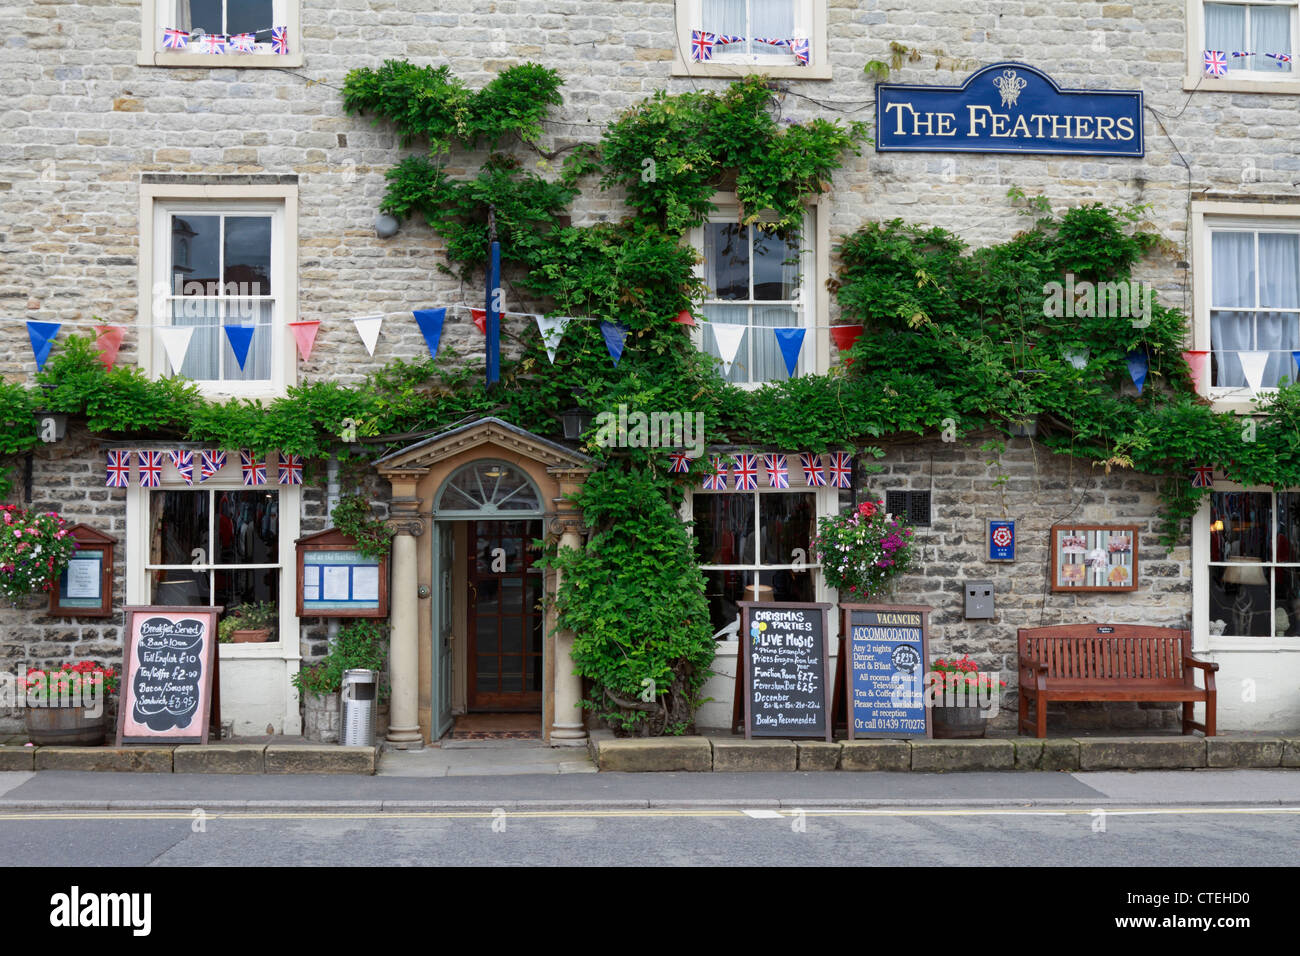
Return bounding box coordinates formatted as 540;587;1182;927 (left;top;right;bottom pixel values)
435;461;543;516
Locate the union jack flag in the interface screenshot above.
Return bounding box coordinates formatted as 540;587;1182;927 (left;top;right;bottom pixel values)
668;452;693;474
1231;51;1255;57
791;37;810;65
754;37;791;47
138;450;163;488
733;454;758;491
763;454;789;489
690;30;716;61
1266;52;1293;63
229;32;256;53
200;450;227;481
827;452;853;488
196;33;227;54
105;450;131;488
1191;465;1215;488
702;457;728;491
241;450;266;486
800;453;826;487
1204;50;1228;76
162;27;189;50
271;26;288;55
714;34;745;46
168;450;194;485
278;452;303;485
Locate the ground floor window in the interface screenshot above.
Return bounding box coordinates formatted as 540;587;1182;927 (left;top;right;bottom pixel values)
1207;488;1300;638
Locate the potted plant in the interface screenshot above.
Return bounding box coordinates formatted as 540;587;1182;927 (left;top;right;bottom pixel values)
20;661;119;746
218;601;278;643
293;620;389;743
812;499;917;600
928;655;1006;739
0;505;79;607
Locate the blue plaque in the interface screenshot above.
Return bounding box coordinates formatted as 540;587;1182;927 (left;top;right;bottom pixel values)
844;605;931;739
989;519;1016;561
875;62;1143;157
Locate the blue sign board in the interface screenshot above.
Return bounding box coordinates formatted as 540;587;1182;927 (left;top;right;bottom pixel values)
988;519;1016;561
845;605;931;739
875;62;1143;157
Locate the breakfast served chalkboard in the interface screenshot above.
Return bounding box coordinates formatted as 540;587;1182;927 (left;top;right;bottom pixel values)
841;603;932;739
739;601;833;741
116;605;221;746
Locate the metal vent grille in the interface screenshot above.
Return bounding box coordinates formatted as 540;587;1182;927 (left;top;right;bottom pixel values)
885;490;931;527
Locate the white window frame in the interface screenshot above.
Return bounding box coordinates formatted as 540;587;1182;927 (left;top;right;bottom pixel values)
138;183;298;400
690;197;829;387
139;0;303;69
1191;200;1300;412
673;0;831;80
1192;482;1300;652
1185;0;1300;93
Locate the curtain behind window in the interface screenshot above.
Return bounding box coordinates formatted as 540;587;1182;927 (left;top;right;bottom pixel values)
1206;3;1247;69
1254;4;1294;70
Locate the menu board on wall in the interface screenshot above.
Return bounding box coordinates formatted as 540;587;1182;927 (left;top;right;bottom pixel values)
842;603;931;740
739;601;832;741
117;605;221;746
296;528;389;618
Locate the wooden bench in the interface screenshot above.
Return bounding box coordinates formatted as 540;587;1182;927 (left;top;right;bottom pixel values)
1018;624;1217;738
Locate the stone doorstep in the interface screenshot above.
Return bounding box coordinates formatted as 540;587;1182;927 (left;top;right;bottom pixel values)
8;744;377;774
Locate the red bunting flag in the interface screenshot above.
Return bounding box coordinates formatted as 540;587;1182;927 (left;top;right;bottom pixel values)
94;325;126;370
471;309;487;335
289;321;320;362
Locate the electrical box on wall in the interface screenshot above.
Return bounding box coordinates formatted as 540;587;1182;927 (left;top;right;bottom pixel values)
965;580;994;619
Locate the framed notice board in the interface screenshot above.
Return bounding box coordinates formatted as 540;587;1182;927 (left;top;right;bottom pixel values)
1050;523;1138;592
841;603;932;740
295;528;389;618
116;605;221;746
49;524;116;618
737;601;833;741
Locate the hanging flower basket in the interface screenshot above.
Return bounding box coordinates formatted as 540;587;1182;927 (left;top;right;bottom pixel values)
0;506;79;605
811;500;917;598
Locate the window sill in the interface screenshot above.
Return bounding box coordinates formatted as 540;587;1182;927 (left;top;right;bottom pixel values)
219;642;297;660
137;51;304;69
1183;74;1300;95
671;55;831;81
1204;391;1282;414
1203;637;1300;652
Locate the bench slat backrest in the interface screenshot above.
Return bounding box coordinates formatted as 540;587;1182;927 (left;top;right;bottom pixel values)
1018;625;1193;685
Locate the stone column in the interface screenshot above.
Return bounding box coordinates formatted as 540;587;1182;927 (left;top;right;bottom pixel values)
548;467;590;747
385;474;425;749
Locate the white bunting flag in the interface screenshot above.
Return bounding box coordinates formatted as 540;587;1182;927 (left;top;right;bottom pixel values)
711;324;746;377
535;314;572;364
156;327;195;375
1239;350;1269;393
353;315;383;357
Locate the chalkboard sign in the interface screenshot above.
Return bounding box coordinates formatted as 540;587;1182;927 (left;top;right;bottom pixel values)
739;601;832;741
116;605;221;746
296;528;389;618
842;603;932;739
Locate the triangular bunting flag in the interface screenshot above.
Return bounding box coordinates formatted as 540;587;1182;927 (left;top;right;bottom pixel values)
1239;350;1269;393
830;324;865;368
1182;350;1210;392
711;324;746;377
26;321;60;371
94;325;126;370
353;315;383;357
157;327;194;376
288;320;320;362
413;308;447;360
1126;350;1149;395
224;324;256;370
471;309;486;335
535;314;572;364
773;327;806;378
599;321;630;367
1293;351;1300;375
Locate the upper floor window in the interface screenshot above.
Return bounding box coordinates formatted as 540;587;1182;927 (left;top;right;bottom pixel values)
1188;0;1298;90
674;0;830;79
140;0;302;67
1208;225;1300;390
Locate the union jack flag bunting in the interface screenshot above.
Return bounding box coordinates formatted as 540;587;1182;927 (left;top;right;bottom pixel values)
791;37;810;65
229;32;256;53
714;34;744;46
754;37;791;47
827;452;853;489
168;450;194;485
690;30;716;61
702;457;729;491
763;454;789;489
1266;52;1293;63
1191;465;1215;488
241;450;266;486
271;26;288;55
1231;51;1255;57
138;451;163;488
800;453;826;487
162;27;189;50
105;450;131;488
197;33;227;54
278;452;303;485
199;450;227;481
668;452;693;474
1203;50;1228;75
733;454;758;491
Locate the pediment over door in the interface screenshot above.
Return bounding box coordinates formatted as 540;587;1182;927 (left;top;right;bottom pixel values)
373;417;593;477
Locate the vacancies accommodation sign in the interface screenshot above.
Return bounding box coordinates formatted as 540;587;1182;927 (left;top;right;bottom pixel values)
876;62;1143;157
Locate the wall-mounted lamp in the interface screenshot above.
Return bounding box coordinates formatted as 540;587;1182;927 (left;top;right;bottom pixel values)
561;407;594;441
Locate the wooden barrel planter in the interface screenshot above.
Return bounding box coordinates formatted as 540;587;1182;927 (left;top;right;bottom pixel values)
930;705;988;739
25;706;108;746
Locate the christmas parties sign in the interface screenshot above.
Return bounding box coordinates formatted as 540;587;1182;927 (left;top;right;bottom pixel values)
876;62;1143;157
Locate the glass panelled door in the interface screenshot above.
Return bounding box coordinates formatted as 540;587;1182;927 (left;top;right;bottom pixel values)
468;520;544;711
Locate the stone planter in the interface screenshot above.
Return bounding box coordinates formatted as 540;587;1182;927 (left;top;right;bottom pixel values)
25;706;107;746
931;705;989;739
303;692;339;743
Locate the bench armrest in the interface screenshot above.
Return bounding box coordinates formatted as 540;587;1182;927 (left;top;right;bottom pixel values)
1183;657;1219;673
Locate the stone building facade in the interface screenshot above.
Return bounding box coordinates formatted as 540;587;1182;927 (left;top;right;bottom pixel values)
2;1;1298;738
